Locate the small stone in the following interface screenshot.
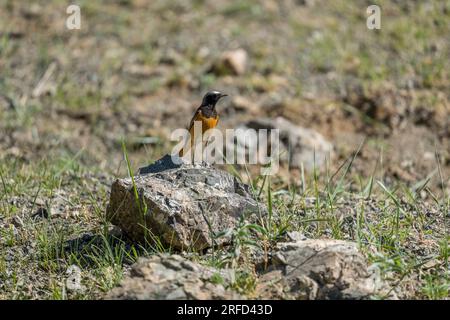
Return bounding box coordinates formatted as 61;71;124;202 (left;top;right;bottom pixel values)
11;216;24;228
213;49;248;76
285;231;307;242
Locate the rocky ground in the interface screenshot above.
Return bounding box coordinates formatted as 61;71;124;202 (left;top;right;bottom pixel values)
0;0;449;299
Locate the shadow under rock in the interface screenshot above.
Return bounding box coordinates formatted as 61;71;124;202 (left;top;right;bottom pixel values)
63;227;144;267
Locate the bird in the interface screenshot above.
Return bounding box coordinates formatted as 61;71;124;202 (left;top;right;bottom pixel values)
179;91;227;158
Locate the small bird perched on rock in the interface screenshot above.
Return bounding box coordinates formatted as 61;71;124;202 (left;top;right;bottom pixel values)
179;91;227;157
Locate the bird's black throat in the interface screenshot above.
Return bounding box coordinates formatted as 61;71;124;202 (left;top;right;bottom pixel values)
200;104;217;118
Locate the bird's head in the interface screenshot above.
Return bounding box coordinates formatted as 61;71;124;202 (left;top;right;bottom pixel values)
201;91;227;107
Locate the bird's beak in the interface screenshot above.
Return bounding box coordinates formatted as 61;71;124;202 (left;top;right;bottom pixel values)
219;93;228;99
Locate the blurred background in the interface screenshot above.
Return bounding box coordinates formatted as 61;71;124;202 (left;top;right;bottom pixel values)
1;0;449;189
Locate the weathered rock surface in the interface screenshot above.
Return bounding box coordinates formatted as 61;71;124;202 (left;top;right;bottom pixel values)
106;154;267;251
106;254;242;300
234;117;333;170
256;240;394;300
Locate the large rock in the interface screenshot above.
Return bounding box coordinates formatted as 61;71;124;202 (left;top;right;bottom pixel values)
106;154;266;251
256;240;394;300
234;117;333;170
106;254;242;300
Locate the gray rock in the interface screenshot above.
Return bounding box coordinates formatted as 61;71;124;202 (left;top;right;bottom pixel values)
256;239;395;300
106;154;267;251
284;231;307;242
244;117;333;170
106;254;242;300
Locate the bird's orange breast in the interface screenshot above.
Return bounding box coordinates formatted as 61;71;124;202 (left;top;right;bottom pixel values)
191;111;219;133
180;109;219;157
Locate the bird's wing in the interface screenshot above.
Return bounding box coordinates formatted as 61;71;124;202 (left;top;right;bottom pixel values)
188;107;202;132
